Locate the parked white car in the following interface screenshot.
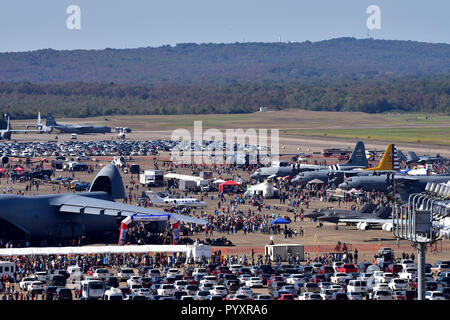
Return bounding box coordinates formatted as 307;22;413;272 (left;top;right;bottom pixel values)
370;290;392;300
286;274;305;285
398;268;418;280
209;285;228;297
157;284;176;296
20;277;36;291
425;291;446;300
117;268;135;281
174;280;189;291
298;292;322;300
236;286;253;299
192;268;207;278
28;281;44;293
200;276;218;286
93;268;111;280
347;292;363;300
320;289;334;300
373;282;390;292
330;273;350;284
388;278;408;291
127;276;142;287
245;277;263;288
347;280;368;294
238;274;252;285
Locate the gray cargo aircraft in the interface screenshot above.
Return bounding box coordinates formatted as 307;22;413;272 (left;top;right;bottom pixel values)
0;116;43;140
290;141;368;185
45;113;111;134
0;164;207;240
338;174;450;196
251;141;367;182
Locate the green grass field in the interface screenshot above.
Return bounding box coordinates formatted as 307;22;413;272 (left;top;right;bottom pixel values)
283;126;450;145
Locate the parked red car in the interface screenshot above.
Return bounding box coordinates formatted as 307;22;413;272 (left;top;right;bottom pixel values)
278;294;295;300
213;266;232;276
385;264;403;274
337;264;358;274
267;276;284;286
318;266;335;275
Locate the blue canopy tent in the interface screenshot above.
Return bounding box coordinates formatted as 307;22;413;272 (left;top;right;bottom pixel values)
270;217;290;226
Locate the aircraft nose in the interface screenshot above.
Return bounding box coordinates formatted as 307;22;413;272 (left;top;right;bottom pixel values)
338;182;348;189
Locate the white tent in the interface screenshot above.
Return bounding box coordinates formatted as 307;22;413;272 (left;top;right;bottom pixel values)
245;181;279;198
0;244;211;259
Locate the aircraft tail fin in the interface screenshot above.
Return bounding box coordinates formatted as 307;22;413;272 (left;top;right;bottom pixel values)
345;141;368;167
37;112;42;126
46;113;57;126
408;151;420;162
147;191;164;203
375;206;392;219
362;144;399;171
6;116;10;131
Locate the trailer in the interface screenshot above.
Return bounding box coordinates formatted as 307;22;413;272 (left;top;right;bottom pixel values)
265;244;304;262
140;170;164;187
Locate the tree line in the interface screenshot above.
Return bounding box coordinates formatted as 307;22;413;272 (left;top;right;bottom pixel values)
0;76;448;119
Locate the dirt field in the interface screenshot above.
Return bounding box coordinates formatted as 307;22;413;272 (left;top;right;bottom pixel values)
4;149;449;264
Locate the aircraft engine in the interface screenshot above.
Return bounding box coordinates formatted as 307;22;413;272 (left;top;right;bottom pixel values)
1;156;8;164
382;223;393;232
357;222;369;230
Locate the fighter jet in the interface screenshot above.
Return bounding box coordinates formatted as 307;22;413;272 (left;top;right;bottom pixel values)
45;113;111;134
407;151;449;164
0;164;207;240
305;203;378;221
146;191;208;208
318;204;392;224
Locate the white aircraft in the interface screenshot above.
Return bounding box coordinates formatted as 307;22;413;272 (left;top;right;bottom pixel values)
147;191;207;208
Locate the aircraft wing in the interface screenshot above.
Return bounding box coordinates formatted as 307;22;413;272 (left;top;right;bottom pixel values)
340;218;391;224
10;129;43;133
49;194;208;225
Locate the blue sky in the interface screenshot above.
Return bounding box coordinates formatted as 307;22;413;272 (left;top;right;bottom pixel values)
0;0;448;52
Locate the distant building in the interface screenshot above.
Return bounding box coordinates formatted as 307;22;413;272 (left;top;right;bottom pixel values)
259;107;269;112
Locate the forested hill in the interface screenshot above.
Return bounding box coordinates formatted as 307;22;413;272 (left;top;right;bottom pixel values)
1;38;449;84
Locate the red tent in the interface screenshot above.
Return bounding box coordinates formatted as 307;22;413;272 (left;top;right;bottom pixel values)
218;180;241;193
0;168;5;172
13;166;25;172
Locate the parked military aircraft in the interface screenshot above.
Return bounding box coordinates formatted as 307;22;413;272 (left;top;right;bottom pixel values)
252;141;367;182
0;116;43;140
318;205;392;224
407;151;449;164
338;173;450;197
25;112;53;133
45;113;111;134
0;164;207;240
295;144;400;186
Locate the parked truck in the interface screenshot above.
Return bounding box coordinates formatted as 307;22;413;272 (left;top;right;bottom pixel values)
140;170;164;187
